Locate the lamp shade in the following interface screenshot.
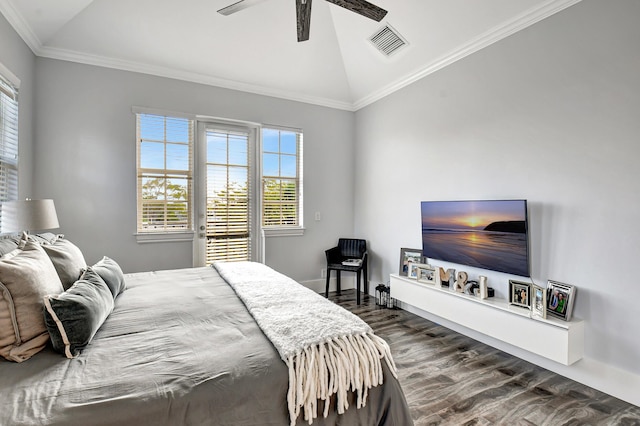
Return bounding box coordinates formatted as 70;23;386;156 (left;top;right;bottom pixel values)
0;199;60;234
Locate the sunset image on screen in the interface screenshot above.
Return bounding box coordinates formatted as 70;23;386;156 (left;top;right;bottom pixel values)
421;200;529;276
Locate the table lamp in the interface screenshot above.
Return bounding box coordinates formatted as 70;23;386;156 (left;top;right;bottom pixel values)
0;199;59;235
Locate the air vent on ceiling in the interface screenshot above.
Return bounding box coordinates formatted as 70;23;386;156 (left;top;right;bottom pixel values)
369;24;407;57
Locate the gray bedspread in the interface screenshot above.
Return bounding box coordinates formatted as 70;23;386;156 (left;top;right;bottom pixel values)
0;266;412;425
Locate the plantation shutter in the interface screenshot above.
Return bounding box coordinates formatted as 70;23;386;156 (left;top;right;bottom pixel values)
0;74;19;204
262;128;302;227
136;113;193;233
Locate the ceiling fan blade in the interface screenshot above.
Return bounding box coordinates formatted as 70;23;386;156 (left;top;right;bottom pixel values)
217;0;267;16
296;0;313;42
325;0;387;22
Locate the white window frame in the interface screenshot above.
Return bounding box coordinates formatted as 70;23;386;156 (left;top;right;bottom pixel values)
0;62;20;212
261;125;304;238
132;109;305;245
133;107;195;243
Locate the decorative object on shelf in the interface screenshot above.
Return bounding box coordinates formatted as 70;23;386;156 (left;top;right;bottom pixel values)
509;280;531;309
479;275;488;299
399;248;422;276
440;268;455;288
464;280;477;295
532;283;547;319
455;271;467;293
546;280;576;321
416;264;437;285
374;283;396;309
407;262;428;280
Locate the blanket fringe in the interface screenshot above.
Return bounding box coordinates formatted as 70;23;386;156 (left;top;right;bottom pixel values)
285;332;397;426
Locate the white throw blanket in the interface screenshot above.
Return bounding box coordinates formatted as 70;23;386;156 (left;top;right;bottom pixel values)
213;261;398;426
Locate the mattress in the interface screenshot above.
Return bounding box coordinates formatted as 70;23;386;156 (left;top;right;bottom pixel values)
0;266;412;425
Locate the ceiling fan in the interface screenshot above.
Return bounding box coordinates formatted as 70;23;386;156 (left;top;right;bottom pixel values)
217;0;388;42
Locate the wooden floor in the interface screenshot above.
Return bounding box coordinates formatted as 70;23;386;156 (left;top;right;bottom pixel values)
329;290;640;426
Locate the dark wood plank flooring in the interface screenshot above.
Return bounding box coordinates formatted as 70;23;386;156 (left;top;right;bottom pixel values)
329;290;640;426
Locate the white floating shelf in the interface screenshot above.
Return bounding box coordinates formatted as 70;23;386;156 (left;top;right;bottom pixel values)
390;274;584;365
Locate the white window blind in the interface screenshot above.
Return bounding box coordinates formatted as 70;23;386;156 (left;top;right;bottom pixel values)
0;74;18;204
136;113;193;233
205;128;251;262
262;128;302;228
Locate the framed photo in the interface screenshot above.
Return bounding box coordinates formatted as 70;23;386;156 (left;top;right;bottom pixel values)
531;284;547;319
546;280;576;321
407;262;428;279
509;280;531;309
399;248;422;276
416;264;437;285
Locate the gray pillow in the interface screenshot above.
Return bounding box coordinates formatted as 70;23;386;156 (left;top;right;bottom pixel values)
0;241;64;362
43;268;114;358
41;238;87;290
85;257;126;298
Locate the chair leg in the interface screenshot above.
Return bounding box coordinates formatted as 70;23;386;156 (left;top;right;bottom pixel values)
356;270;361;305
336;271;341;295
364;266;368;294
325;270;331;298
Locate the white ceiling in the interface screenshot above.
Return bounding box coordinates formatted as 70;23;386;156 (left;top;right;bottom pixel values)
0;0;582;110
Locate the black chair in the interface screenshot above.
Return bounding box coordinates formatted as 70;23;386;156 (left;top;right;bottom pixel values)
325;238;368;304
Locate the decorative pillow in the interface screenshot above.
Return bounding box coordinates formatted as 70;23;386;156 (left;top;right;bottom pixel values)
28;233;61;245
1;248;21;261
0;241;64;362
43;268;114;359
85;257;126;298
0;236;20;257
40;238;87;290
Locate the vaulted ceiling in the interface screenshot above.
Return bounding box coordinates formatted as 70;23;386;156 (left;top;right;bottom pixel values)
0;0;581;110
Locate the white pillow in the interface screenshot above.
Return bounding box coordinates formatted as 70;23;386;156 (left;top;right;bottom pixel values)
0;241;64;362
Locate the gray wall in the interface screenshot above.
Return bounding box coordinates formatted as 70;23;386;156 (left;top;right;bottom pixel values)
354;0;640;404
0;13;35;199
6;0;640;406
33;59;355;279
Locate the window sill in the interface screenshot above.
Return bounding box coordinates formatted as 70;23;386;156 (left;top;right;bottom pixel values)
263;227;305;237
135;231;195;244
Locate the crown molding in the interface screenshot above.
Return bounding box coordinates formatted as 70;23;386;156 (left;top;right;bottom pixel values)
37;45;355;111
0;0;42;54
352;0;584;110
3;0;582;113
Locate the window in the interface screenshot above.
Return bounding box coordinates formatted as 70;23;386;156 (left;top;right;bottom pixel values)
136;113;194;234
261;128;303;229
0;72;19;204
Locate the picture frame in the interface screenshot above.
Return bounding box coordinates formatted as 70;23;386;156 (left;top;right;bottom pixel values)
546;280;576;321
531;283;547;319
399;248;422;276
416;264;437;285
509;280;531;309
407;262;428;280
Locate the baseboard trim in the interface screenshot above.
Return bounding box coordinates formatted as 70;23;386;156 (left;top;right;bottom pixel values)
299;277;358;294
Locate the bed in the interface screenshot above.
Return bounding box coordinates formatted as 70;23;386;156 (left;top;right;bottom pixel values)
0;238;413;425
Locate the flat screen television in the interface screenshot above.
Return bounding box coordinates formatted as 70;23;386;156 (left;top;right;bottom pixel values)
421;199;530;277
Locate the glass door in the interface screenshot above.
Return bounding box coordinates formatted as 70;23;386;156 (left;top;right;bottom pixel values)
194;122;260;266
